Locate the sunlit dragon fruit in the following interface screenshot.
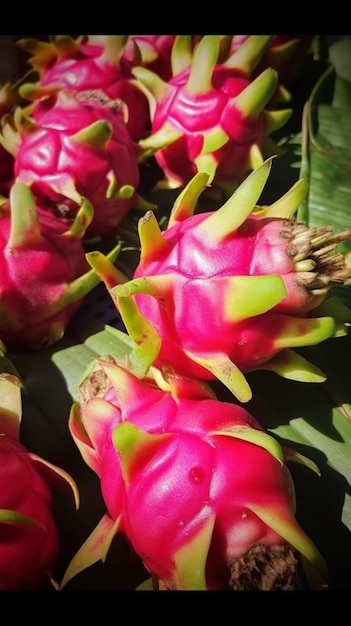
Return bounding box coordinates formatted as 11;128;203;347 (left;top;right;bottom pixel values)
0;88;151;239
16;34;151;141
134;34;292;196
0;181;120;349
61;358;327;590
86;159;351;403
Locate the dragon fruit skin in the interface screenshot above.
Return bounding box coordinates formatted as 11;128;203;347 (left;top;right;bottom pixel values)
16;35;151;141
0;371;79;589
0;181;120;350
134;35;292;196
1;89;147;239
62;358;327;590
86;159;351;403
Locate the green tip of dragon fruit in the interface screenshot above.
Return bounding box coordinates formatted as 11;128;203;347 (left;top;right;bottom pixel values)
233;67;280;117
70;119;113;150
87;159;351;402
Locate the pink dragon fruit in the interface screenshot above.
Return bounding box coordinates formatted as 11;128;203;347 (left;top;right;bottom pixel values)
0;369;79;589
0;88;151;239
0;180;120;350
61;358;327;590
16;35;151;141
134;35;292;196
86;159;351;403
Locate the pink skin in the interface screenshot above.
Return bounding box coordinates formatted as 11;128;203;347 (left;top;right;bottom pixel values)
122;430;293;587
71;365;262;522
14;91;141;238
0;436;60;590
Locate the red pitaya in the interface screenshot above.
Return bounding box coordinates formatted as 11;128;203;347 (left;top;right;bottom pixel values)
134;35;292;196
61;358;327;590
0;89;151;239
86;159;351;403
0;370;79;589
0;181;120;349
16;35;151;141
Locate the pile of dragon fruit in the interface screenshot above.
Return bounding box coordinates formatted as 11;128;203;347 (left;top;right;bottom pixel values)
0;34;349;590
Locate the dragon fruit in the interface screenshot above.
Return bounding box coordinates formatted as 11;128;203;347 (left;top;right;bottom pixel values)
86;159;351;403
0;369;79;589
0;180;120;350
15;35;151;141
0;88;150;239
61;358;327;590
134;34;292;196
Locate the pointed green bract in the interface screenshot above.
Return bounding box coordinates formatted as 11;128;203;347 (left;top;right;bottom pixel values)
211;427;284;465
59;514;119;590
224;35;274;74
7;181;41;249
186;35;219;95
168;172;210;226
234;68;279;118
197;158;272;242
138;210;170;262
70;120;113;150
254;177;309;218
172;516;215;590
224;274;287;321
184;350;253;403
258;348;326;383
